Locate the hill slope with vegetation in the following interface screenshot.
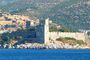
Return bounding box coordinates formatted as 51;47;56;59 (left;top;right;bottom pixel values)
0;0;90;31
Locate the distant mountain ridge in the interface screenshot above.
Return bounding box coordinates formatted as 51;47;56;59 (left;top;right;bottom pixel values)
0;0;90;31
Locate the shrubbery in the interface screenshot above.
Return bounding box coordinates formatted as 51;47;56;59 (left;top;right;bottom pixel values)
56;37;86;45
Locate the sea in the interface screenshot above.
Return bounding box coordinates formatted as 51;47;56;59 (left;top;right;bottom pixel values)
0;49;90;60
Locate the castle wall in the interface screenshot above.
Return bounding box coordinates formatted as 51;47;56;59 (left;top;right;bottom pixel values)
49;32;86;42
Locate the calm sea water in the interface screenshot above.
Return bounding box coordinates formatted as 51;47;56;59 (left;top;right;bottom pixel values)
0;49;90;60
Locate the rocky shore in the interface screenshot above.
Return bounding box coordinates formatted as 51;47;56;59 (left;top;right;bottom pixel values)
12;41;90;49
1;40;90;49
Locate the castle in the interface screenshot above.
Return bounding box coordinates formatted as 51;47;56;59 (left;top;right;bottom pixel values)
34;18;87;44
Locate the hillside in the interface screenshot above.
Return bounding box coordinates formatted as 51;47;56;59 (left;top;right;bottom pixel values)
41;0;90;31
0;0;90;31
0;0;64;15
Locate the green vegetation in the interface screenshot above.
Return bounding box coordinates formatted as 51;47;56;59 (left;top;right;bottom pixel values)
49;27;58;32
56;37;86;45
0;0;90;31
0;28;36;45
58;26;73;32
50;26;73;32
76;40;85;45
64;37;76;40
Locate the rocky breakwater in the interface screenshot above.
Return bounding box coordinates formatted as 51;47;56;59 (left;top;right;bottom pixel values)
46;41;88;49
15;41;90;49
16;43;46;49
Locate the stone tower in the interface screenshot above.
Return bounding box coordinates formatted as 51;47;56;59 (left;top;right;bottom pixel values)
44;18;49;44
36;18;49;44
